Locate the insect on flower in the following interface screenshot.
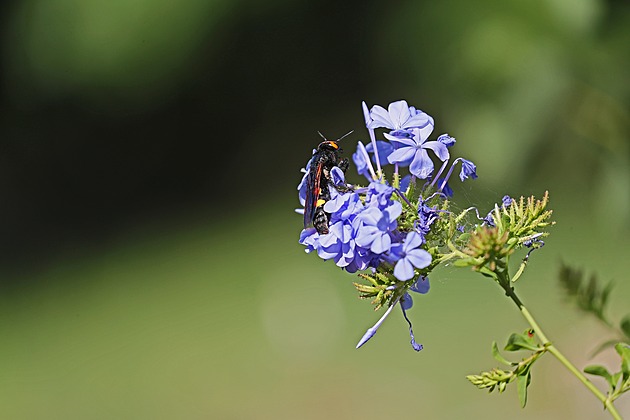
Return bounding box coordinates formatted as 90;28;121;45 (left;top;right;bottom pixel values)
303;131;353;234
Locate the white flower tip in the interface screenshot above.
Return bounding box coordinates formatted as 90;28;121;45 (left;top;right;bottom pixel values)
356;328;376;349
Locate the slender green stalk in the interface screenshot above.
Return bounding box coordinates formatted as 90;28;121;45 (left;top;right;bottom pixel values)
502;283;623;419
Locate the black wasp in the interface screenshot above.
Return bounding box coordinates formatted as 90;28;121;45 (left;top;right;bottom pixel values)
304;131;352;234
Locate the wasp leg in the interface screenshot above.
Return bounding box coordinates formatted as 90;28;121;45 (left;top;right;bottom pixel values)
338;158;349;172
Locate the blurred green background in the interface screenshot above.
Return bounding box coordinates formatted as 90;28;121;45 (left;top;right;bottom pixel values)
0;0;629;418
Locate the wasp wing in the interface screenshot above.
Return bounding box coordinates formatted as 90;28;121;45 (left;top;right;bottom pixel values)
304;158;324;229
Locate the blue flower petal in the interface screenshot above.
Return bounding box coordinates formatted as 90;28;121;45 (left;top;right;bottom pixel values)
366;141;394;166
359;207;382;225
403;231;423;251
383;132;417;146
318;230;337;245
406;249;432;269
371;233;391;254
385;201;402;221
410;276;430;294
422;141;450;161
399;175;411;192
409;149;434;179
394;258;414;281
368;105;393;129
355;226;379;248
317;241;340;260
323;193;346;214
400;292;414;310
388;100;411;129
362;101;372;126
437;133;456;147
406;110;431;128
328;221;345;239
331;166;346;185
459;159;478;181
387;147;416;165
437;179;454;197
414;123;434;143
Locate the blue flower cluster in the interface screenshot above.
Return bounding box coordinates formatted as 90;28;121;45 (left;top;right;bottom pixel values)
300;178;432;276
297;100;478;351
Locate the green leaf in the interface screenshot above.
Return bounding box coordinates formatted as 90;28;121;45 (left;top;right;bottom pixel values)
584;365;614;388
600;281;614;313
615;342;630;359
491;341;514;366
457;233;471;242
590;339;620;357
504;332;540;352
615;343;630;380
611;372;622;392
620;317;630;341
517;371;531;407
453;259;472;267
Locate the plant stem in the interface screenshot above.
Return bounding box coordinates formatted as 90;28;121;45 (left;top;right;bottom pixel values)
502;282;622;419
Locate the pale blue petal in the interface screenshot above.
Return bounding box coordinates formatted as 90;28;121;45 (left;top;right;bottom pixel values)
422;141;449;161
362;101;371;126
358;207;382;225
406;111;431;128
371;233;391;254
409;149;434;179
406;249;432;269
318;231;338;247
328;221;344;239
414;122;434;142
403;231;423;251
394;258;414;281
369;105;393;129
385;201;403;221
341;222;354;242
317;240;340;259
323;194;346;213
355;226;379;248
384;132;417;146
388;100;410;129
388;147;416;164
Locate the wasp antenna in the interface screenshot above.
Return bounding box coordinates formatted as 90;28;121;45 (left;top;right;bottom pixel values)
336;130;354;142
317;131;328;141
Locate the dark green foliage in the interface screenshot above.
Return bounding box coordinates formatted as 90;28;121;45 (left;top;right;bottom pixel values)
558;264;630;345
559;265;630;405
558;264;613;324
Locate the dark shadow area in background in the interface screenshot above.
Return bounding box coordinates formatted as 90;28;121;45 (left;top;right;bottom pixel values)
0;0;376;278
